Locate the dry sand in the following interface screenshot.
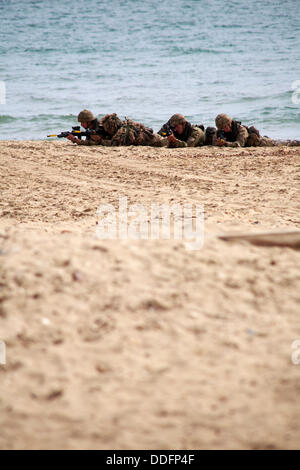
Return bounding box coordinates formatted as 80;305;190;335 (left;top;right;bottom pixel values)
0;141;300;450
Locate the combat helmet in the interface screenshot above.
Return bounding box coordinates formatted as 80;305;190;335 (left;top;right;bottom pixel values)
169;114;186;127
215;114;232;130
77;109;95;123
101;113;122;135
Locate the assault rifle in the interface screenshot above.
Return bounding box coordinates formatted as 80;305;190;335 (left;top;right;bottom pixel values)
215;130;227;146
160;124;176;137
218;130;226;140
47;126;105;139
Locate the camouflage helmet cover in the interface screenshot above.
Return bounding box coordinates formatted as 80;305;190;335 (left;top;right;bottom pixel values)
169;113;186;127
77;109;95;122
100;113;122;135
215;113;232;129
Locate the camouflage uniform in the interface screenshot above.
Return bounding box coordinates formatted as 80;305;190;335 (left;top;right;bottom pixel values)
273;139;300;147
158;114;205;148
99;113;122;146
77;119;111;146
215;114;249;147
214;113;300;148
237;129;300;147
100;114;166;147
76;109;111;146
249;136;300;147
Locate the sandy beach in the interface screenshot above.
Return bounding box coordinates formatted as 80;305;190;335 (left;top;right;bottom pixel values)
0;141;300;449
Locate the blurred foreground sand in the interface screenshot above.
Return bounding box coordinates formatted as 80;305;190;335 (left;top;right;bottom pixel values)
0;141;300;449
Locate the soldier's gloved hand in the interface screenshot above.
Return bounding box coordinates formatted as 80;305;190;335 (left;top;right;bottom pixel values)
167;133;176;143
91;134;102;143
67;134;81;145
67;134;79;144
67;134;76;143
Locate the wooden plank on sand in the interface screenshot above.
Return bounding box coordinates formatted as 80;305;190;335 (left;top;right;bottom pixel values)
219;230;300;249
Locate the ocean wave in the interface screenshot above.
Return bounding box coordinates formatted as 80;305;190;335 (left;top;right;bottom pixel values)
0;115;18;123
27;114;77;122
228;90;293;104
0;114;77;125
170;46;224;55
257;115;300;125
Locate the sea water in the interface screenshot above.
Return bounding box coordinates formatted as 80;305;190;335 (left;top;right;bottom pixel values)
0;0;299;140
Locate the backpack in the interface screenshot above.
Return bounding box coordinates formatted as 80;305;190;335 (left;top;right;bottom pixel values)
111;118;154;146
244;125;261;147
